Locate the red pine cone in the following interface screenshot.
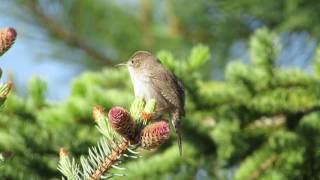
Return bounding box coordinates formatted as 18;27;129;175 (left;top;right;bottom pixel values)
0;28;17;56
108;107;136;141
140;121;170;150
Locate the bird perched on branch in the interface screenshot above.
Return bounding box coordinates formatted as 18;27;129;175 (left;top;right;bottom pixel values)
119;51;185;155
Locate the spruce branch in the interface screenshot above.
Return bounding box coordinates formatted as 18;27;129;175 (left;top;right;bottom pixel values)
58;148;81;179
0;27;16;168
58;98;171;179
0;151;14;167
248;153;278;180
235;144;278;180
23;0;113;66
0;27;16;107
246;115;285;130
165;0;182;37
89;140;130;180
246;105;320;130
140;0;154;46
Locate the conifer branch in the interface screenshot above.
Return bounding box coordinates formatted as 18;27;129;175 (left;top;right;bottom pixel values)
165;0;182;37
58;98;171;179
248;153;278;180
89;140;129;180
246;105;320;130
0;27;16;171
140;0;154;47
0;27;16;106
246;115;285;129
23;0;114;66
285;105;320;129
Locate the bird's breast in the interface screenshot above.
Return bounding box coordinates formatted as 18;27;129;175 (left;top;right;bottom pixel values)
133;76;157;100
129;69;170;112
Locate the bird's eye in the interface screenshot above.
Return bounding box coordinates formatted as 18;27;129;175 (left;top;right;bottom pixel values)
131;60;134;64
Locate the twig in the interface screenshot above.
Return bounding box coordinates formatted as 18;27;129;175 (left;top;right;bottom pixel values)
140;0;154;47
23;0;114;66
246;115;285;129
165;0;182;37
248;153;278;180
246;105;320;130
285;105;320;129
90;140;129;180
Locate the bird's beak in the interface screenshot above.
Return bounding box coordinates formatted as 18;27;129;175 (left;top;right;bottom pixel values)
115;63;128;67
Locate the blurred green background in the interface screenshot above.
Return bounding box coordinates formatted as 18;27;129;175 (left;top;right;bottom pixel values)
1;0;320;179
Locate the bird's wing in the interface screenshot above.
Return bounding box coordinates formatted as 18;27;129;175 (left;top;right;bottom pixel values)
148;64;185;116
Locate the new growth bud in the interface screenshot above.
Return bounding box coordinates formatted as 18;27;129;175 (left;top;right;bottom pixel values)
92;105;105;122
0;81;13;105
140;99;157;121
130;98;145;119
144;99;156;114
59;148;69;158
140;121;170;150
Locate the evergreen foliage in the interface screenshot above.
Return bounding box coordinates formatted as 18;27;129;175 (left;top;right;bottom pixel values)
0;27;16;168
1;28;320;179
10;0;320;70
58;100;170;179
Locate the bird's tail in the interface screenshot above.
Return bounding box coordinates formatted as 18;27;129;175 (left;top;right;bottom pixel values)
175;122;182;156
172;114;182;156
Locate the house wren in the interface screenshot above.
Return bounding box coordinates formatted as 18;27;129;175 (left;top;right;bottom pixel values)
125;51;185;155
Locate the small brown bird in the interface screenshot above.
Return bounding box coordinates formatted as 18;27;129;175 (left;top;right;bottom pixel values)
124;51;185;155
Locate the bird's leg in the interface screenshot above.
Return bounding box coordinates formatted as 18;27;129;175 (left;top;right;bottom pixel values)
153;112;164;120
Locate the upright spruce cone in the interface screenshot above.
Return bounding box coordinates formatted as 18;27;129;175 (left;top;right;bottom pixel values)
140;121;170;150
108;107;136;142
0;28;16;56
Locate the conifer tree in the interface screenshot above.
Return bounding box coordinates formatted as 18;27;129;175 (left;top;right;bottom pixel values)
1;27;320;179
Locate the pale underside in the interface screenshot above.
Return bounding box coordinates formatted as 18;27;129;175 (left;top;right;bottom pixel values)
129;68;171;113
